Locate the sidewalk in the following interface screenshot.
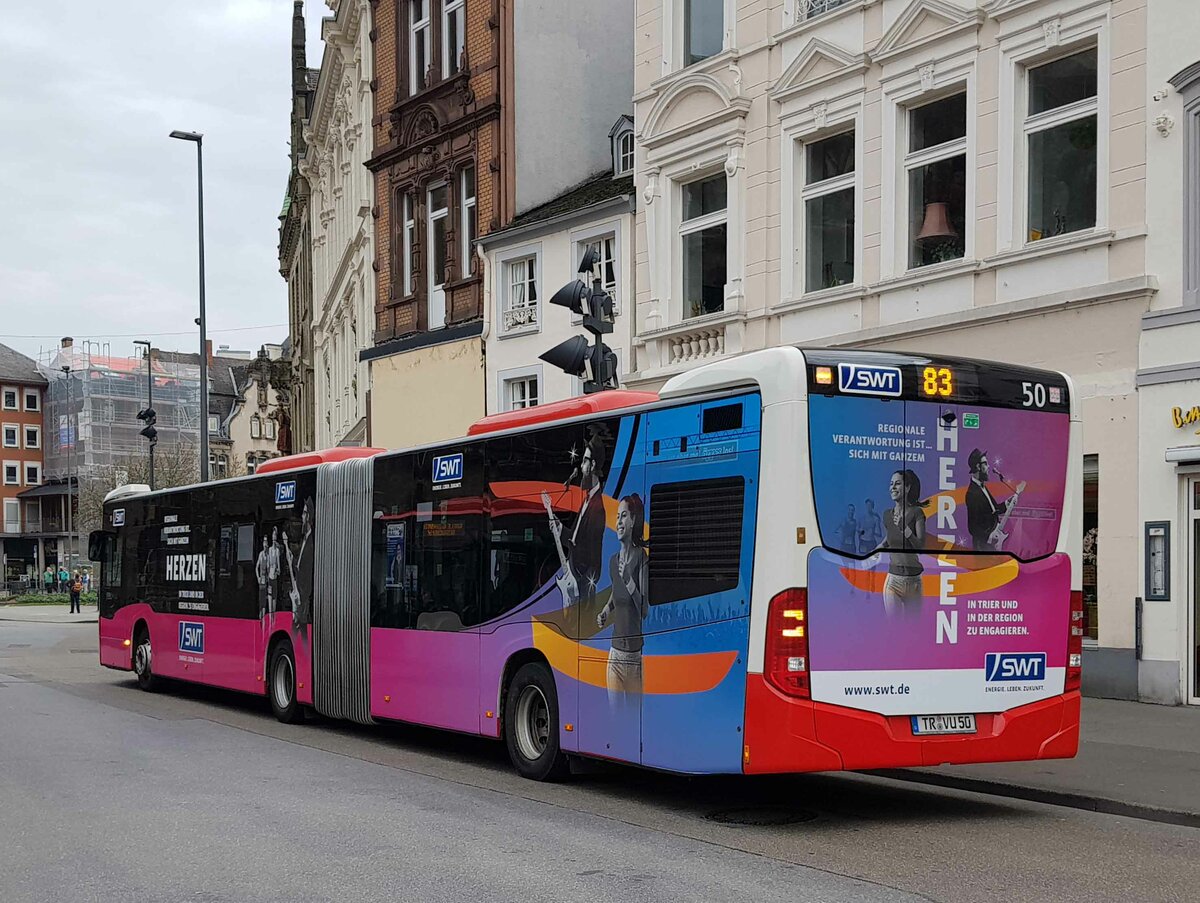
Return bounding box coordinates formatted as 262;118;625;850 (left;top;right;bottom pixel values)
0;603;98;624
885;697;1200;826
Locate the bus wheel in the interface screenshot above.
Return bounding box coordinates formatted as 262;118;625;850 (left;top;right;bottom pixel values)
133;627;156;692
268;640;303;724
504;663;569;782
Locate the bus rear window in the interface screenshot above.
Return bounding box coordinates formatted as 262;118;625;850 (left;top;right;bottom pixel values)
649;476;744;605
808;395;1069;561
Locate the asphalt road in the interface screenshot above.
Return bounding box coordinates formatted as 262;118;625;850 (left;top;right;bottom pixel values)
1;620;1198;903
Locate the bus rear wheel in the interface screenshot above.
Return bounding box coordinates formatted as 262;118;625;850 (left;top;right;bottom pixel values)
133;626;156;692
268;640;303;724
504;662;569;781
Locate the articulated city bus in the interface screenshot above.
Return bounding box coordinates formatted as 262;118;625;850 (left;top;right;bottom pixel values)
90;347;1082;780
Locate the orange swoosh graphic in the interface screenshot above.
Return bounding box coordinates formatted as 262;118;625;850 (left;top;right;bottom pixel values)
838;557;1020;596
532;620;737;694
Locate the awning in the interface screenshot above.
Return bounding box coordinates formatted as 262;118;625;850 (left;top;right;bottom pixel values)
17;482;73;499
1165;446;1200;464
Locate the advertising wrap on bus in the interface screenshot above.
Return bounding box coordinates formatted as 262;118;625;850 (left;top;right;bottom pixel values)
806;392;1071;716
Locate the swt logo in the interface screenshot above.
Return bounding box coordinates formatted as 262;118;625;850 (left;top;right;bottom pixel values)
275;480;297;506
178;621;205;655
838;363;902;397
985;652;1046;682
432;453;463;485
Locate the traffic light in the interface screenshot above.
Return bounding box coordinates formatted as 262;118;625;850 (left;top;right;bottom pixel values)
136;407;158;445
541;247;620;394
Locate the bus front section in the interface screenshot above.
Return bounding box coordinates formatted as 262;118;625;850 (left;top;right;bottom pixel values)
745;350;1081;774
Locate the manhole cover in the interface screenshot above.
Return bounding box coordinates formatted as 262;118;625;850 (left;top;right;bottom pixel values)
706;806;817;827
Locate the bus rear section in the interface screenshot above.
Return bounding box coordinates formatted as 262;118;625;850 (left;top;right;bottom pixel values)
744;350;1082;773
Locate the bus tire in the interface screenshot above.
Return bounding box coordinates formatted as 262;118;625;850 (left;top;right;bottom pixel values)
268;640;303;724
133;625;157;692
504;662;569;782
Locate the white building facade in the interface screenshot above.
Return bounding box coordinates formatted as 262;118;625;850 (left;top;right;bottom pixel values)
630;0;1155;698
304;0;375;447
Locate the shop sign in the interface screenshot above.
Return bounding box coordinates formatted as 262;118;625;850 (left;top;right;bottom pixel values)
1171;405;1200;431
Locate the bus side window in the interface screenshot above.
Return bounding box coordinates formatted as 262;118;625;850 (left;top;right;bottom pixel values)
648;476;745;606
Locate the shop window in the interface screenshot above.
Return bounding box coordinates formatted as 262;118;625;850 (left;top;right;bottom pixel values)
802;130;856;292
1082;454;1098;642
680;173;728;319
907;93;967;268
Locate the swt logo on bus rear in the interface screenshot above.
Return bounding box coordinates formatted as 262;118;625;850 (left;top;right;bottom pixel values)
178;621;205;655
432;453;463;486
275;480;297;507
984;652;1046;682
838;363;902;397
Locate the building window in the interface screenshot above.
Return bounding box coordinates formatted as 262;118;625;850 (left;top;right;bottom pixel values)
684;0;723;67
23;389;39;412
210;454;228;480
443;0;465;78
802;130;856;292
3;462;18;486
581;234;618;310
907;92;967;269
504;256;539;332
2;424;16;448
617;132;635;176
1026;49;1098;242
1;388;15;410
207;414;219;434
461;166;477;277
505;375;539;411
402;193;416;296
250;414;262;439
25;500;40;533
3;499;18;533
266;417;277;441
24;425;39;449
680;173;727;319
410;0;431;95
1082;454;1099;642
802;0;853;20
428;182;449;329
24;462;40;486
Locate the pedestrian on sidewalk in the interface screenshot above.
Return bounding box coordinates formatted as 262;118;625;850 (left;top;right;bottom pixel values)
57;565;69;595
68;572;83;614
43;566;54;595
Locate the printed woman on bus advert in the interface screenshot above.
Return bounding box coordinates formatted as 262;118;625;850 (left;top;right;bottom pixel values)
596;493;649;706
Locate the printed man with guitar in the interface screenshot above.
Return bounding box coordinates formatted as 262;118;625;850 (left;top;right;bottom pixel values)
966;448;1025;552
541;435;607;609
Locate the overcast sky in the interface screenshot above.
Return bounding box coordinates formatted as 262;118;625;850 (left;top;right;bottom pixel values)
0;1;328;365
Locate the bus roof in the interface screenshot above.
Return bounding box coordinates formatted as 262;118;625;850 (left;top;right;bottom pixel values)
255;447;384;475
466;390;660;436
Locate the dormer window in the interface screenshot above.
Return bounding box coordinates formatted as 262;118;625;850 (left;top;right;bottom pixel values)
609;115;635;178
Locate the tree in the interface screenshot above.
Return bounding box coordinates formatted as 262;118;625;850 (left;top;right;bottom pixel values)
77;440;200;535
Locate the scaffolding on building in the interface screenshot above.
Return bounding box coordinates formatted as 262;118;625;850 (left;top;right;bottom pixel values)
38;340;202;481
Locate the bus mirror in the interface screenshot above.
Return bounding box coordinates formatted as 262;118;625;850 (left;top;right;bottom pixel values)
88;531;111;562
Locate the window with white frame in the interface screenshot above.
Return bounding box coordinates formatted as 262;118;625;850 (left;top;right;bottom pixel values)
3;499;19;533
24;425;39;449
210;454;228;480
801;0;853;21
443;0;465;78
250;414;262;439
802;130;856;292
2;424;16;448
25;500;40;532
461;166;477;277
906;92;967;269
617;132;635;176
266;417;277;441
504;375;539;411
208;414;219;434
680;173;728;319
24;462;40;486
410;0;431;95
683;0;723;67
1025;48;1098;242
504;256;539;331
581;235;619;310
428;182;450;328
3;461;18;486
23;389;39;411
1;387;15;410
402;193;416;295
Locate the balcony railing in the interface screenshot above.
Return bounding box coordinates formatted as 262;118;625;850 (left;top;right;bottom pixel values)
801;0;853;20
503;305;538;332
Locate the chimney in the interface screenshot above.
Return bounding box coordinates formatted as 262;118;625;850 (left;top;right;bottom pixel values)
61;337;74;349
206;339;213;363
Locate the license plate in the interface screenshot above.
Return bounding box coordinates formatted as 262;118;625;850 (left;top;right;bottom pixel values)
910;713;977;735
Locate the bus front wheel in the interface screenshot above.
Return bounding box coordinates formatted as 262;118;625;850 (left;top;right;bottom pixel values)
133;626;156;692
504;662;569;781
268;640;303;724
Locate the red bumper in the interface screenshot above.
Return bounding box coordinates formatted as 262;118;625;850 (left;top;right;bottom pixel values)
742;673;1080;774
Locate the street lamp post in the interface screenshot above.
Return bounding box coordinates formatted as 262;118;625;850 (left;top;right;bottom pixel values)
133;340;156;490
60;365;73;572
169;129;209;482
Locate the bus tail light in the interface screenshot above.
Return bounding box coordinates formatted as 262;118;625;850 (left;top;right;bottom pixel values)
1065;590;1084;692
766;588;809;699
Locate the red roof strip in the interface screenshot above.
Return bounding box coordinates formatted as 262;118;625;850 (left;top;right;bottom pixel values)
467;391;659;436
254;447;385;475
